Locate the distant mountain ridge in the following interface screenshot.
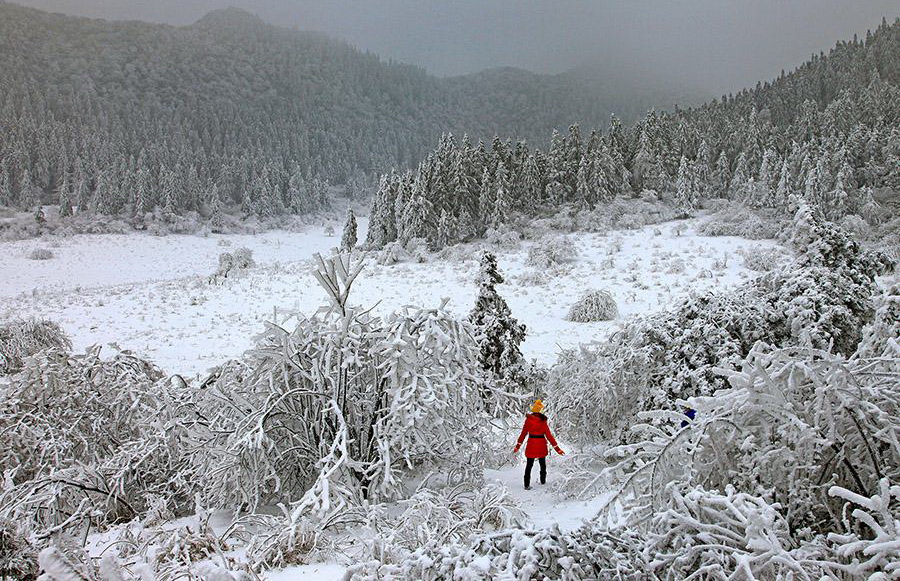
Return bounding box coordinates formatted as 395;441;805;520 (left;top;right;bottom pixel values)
0;2;696;218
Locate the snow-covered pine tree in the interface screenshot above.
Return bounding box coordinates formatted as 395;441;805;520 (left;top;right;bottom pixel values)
694;140;713;200
576;155;593;208
674;156;697;215
469;252;526;380
56;173;73;218
436;208;458;248
341;207;358;251
366;173;397;248
712;150;731;197
492;163;511;228
755;148;778;207
207;182;224;232
18;169;40;211
775;159;793;210
728;152;749;200
521;153;543;213
478;167;494;223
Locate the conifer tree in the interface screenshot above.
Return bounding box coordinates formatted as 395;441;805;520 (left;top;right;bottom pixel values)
478;167;494;221
492;163;511;228
341;207;358;251
469;251;526;379
0;162;13;207
675;156;698;215
713;150;731;197
775;159;793;209
728;153;749;200
366;173;398;248
57;174;73;218
694;140;713;199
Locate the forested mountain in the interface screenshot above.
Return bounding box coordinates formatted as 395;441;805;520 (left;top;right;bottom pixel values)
367;17;900;249
0;2;698;220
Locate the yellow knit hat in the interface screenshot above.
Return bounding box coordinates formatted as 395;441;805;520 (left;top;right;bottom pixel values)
531;400;544;413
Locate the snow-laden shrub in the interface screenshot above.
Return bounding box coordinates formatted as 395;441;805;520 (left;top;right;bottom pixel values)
348;520;648;580
211;247;255;281
566;289;618;322
0;517;38;581
738;245;785;271
526;236;577;269
27;247;53;260
244;512;331;570
601;344;899;556
190;253;507;523
484;226;521;250
404;237;430;262
698;205;783;239
0;318;71;375
361;483;526;567
514;268;548;286
376;240;412;265
0;346;195;535
640;484;825;579
827;479;900;577
839;213;869;238
856;281;900;358
37;545;99;581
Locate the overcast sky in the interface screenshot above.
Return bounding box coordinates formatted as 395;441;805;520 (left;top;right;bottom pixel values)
14;0;898;94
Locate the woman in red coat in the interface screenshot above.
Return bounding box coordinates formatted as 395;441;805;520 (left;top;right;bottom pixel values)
513;400;564;489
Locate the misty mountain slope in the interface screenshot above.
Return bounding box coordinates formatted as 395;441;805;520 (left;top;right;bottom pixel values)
0;2;700;222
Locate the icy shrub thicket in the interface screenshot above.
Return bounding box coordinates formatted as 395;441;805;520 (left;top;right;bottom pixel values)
698;205;785;239
0;346;196;535
525;235;577;269
549;204;892;445
0;517;38;581
0;318;71;374
737;245;785;271
597;342;900;579
211;246;255;281
566;289;618;322
27;247;53;260
191;253;511;523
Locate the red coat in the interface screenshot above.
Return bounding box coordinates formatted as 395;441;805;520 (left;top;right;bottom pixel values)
515;413;561;458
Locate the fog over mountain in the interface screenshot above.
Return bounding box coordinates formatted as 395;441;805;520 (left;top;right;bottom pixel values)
12;0;899;94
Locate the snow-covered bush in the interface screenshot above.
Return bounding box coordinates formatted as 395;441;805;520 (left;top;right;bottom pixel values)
514;268;549;286
348;520;648;580
0;346;195;536
404;236;430;262
0;517;38;581
698;205;783;239
484;226;521;250
190;253;506;523
526;236;577;269
27;247;53;260
738;245;785;271
0;318;71;375
856;281;900;358
375;240;412;265
469;252;527;389
211;247;255;281
566;289;618;322
600;343;899;577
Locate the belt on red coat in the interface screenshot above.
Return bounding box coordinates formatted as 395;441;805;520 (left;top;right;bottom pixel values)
528;434;545;439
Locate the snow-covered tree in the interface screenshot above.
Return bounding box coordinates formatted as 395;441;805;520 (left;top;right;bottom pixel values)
340;207;358;251
469;252;526;381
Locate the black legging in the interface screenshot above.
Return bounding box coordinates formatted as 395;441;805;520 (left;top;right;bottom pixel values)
524;457;547;487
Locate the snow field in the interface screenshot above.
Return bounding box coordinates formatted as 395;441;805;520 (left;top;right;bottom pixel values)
0;217;781;377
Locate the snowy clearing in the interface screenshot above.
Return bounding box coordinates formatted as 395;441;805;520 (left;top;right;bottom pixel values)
0;217;781;377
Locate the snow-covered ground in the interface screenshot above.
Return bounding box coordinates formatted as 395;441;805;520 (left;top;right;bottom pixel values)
1;217;786;580
1;217;781;377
